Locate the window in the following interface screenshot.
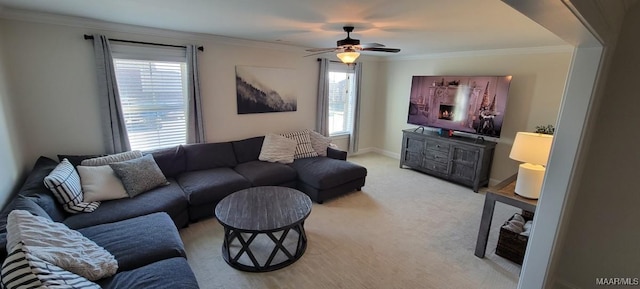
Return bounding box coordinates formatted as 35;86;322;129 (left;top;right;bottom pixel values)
112;45;188;151
328;63;357;136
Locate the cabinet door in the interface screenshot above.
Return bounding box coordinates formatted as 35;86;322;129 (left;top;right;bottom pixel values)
450;146;479;183
403;137;425;168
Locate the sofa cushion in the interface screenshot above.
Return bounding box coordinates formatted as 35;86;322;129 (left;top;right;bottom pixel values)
43;159;101;213
15;157;67;222
234;161;297;186
147;145;186;178
78;212;185;272
183;142;237;171
232;136;265;163
109;155;169;198
97;257;199;289
177;168;251;206
290;157;368;189
63;178;188;229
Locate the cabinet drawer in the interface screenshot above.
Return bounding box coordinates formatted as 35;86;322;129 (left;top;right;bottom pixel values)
426;140;450;153
424;150;449;164
423;160;449;174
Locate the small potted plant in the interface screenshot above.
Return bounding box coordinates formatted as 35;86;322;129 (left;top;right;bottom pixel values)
535;124;555;135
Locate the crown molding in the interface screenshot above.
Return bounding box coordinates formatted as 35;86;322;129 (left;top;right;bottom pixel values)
0;7;305;53
0;7;574;60
387;45;574;61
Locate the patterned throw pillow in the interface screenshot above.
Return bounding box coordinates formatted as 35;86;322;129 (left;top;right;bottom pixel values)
1;241;101;289
109;154;169;198
259;133;298;164
281;130;319;159
43;159;100;213
80;150;143;166
309;130;332;157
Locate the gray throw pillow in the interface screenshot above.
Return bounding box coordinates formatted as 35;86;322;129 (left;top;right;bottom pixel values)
109;155;169;198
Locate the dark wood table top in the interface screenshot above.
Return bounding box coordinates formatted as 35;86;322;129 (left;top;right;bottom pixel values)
215;186;312;232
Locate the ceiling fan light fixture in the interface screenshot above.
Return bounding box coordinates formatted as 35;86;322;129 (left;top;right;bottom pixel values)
336;51;360;64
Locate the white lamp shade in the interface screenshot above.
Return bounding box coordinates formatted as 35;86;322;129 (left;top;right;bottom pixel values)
336;51;360;64
509;132;553;166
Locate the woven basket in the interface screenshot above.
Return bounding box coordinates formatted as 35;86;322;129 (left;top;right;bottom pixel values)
496;211;534;264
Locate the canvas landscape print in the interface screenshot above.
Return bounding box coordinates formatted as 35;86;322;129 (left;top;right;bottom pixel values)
235;66;297;114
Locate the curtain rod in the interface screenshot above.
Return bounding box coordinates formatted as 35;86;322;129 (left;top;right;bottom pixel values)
83;35;204;52
316;58;343;63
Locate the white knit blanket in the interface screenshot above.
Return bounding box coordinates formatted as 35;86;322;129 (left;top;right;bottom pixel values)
6;210;118;281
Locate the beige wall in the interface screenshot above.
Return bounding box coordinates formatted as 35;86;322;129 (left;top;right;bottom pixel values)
0;10;572;207
374;51;572;183
551;1;640;288
0;22;25;206
0;16;381;169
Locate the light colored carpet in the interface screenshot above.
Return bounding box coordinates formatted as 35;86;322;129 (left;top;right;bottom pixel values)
180;153;521;289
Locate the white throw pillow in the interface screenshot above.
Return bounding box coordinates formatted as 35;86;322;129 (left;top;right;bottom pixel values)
77;165;129;202
309;130;332;157
259;133;297;164
6;210;118;281
281;129;319;159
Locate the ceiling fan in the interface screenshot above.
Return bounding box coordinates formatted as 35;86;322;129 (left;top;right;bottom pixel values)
306;26;401;64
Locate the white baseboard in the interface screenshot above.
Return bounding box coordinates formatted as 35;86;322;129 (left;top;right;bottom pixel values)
489;178;502;187
351;147;400;159
553;279;581;289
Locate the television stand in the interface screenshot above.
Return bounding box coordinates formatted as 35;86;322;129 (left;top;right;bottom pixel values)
399;129;496;192
413;126;426;133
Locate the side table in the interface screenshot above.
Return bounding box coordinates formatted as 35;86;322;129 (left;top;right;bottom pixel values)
474;179;538;258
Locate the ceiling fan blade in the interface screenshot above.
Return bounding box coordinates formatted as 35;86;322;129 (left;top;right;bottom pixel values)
359;43;385;48
304;51;334;57
362;47;401;53
305;47;337;52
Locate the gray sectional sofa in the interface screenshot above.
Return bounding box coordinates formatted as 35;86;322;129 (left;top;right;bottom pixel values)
0;134;367;288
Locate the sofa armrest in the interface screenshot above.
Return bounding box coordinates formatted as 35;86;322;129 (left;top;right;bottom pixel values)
327;147;348;160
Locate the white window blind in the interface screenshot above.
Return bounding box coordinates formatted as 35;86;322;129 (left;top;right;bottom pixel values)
328;63;356;136
112;45;188;151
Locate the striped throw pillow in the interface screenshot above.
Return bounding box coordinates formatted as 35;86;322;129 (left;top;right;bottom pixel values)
281;130;319;159
44;159;100;213
1;241;100;289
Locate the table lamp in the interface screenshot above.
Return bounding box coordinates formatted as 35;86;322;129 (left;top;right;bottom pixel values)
509;132;553;199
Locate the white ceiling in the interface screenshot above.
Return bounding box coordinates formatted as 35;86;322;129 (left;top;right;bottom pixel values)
0;0;568;56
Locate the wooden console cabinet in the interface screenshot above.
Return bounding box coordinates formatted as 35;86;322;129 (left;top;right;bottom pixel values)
400;129;496;192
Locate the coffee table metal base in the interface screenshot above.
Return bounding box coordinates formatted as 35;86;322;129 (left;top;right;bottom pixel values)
221;221;307;272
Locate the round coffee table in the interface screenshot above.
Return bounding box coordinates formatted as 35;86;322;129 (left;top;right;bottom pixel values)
214;186;312;272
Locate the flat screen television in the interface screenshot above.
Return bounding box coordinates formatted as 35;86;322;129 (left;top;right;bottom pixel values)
407;75;512;138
